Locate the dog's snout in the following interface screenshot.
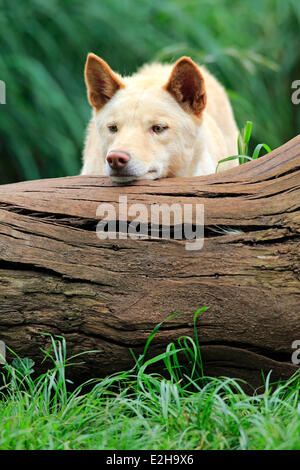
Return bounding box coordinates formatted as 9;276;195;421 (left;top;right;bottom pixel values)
106;151;130;170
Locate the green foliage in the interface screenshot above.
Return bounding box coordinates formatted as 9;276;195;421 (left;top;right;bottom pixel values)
216;120;272;171
0;0;299;184
0;314;300;450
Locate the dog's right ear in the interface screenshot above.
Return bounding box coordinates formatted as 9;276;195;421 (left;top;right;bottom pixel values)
85;53;125;110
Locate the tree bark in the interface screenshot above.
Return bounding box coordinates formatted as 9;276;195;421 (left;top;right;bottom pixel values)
0;135;299;389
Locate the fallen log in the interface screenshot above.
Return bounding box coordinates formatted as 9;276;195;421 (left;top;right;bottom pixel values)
0;135;299;389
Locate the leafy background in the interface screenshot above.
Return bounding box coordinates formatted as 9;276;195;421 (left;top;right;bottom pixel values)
0;0;299;184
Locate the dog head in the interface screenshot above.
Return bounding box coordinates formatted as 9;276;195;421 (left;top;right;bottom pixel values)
85;54;206;182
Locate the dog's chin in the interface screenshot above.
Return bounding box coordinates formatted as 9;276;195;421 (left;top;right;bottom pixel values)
110;171;159;183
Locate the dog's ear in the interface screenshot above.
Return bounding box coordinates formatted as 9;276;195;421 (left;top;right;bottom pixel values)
85;53;125;110
163;57;206;116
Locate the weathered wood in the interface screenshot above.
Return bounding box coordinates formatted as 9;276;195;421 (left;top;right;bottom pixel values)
0;135;299;388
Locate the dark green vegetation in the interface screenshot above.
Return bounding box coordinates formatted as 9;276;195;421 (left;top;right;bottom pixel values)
0;0;299;184
0;314;299;450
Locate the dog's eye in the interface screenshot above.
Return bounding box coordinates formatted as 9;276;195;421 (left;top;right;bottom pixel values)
108;124;118;133
151;124;168;134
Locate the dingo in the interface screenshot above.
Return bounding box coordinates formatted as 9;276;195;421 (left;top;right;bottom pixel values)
82;54;238;182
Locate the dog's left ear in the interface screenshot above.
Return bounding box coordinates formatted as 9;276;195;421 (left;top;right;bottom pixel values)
85;53;125;110
163;57;206;116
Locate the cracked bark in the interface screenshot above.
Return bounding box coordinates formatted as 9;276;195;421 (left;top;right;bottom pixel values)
0;135;299;389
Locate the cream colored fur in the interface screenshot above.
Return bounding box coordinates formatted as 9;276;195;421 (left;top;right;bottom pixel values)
82;55;239;181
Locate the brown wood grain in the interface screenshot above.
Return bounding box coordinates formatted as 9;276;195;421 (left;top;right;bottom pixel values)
0;135;299;389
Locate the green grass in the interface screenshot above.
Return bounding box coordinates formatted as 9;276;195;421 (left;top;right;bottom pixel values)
0;0;299;184
1;312;299;450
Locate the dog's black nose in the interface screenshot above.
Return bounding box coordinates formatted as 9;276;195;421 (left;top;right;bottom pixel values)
106;151;130;170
